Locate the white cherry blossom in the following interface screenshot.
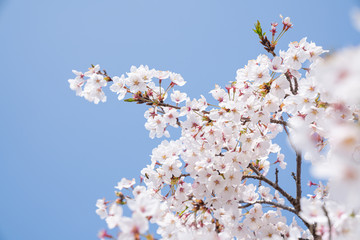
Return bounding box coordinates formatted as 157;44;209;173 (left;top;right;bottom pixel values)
68;17;360;239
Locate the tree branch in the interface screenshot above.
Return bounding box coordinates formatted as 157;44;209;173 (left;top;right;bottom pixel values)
137;97;288;127
259;36;276;57
295;151;302;213
322;204;332;240
270;119;288;126
239;200;296;214
285;71;298;95
238;199;313;233
243;164;296;207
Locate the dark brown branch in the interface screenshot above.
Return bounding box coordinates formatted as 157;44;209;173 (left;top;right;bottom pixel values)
269;119;288;126
239;199;313;232
278;115;303;214
242;164;317;234
241;117;287;126
137;97;289;128
322;204;332;240
293;76;299;94
280;116;291;138
238;202;252;209
176;118;181;127
295;151;302;213
275;168;279;186
285;71;298;95
277;104;319;239
259;36;276;57
239;200;296;214
137;97;212;114
243;164;296;207
140;97;180;109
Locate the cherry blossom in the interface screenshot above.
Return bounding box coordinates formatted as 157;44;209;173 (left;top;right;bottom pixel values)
68;15;360;240
115;178;135;190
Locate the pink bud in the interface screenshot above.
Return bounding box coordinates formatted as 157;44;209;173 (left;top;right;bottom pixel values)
308;181;318;187
98;230;112;239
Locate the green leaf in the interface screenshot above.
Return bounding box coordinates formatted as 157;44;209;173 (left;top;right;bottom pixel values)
124;98;136;102
253;20;265;39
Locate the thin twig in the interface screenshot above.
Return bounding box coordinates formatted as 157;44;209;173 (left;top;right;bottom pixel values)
239;200;296;214
136;97;288;128
243;164;296;206
295;151;302;213
280;116;290;137
240;117;287;126
322;204;332;240
238;199;312;231
137;97;211;114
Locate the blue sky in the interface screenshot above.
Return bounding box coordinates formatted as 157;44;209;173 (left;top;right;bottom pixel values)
1;0;359;239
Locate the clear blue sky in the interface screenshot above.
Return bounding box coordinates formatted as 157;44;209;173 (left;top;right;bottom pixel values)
1;0;359;239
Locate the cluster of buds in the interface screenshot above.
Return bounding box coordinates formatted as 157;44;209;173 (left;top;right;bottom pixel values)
270;22;278;36
253;15;293;57
280;14;293;31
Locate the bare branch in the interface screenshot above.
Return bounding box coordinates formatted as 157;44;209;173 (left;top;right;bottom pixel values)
295;151;302;213
280;116;290;137
322;204;332;240
243;164;296;207
239;200;296;214
270;119;288;126
238;199;314;233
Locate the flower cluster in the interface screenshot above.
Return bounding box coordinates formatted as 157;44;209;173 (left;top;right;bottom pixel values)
68;65;186;105
69;16;360;240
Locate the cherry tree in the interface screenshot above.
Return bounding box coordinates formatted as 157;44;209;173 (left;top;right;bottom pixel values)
69;16;360;240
